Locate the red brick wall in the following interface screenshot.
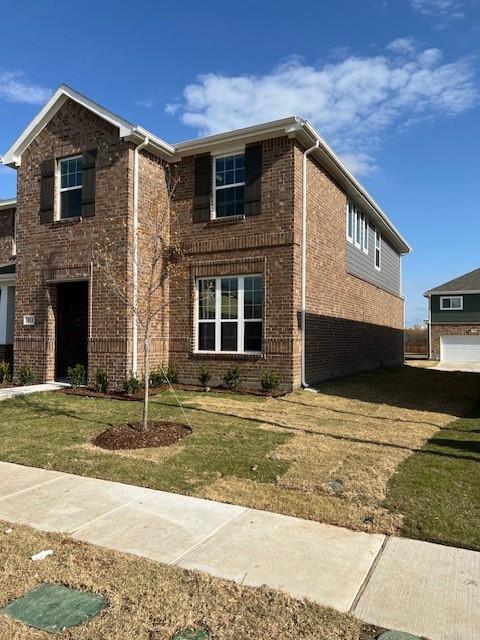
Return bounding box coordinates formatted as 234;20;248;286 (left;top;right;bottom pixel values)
299;144;404;384
14;99;132;385
134;151;171;377
431;324;480;360
168;136;298;391
0;208;15;264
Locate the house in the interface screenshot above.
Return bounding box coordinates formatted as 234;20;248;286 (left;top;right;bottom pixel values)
0;85;411;390
425;268;480;363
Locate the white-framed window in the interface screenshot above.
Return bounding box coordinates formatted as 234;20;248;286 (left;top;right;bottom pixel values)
440;296;463;310
347;201;368;254
362;215;369;254
213;152;245;218
354;207;361;248
346;201;354;242
58;155;82;219
196;275;263;353
374;229;382;270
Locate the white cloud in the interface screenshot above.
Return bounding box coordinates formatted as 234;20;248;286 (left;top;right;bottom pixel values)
0;71;51;105
168;42;477;176
136;98;154;108
409;0;465;18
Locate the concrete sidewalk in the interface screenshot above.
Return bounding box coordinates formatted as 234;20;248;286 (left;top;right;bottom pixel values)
0;461;478;640
0;382;68;401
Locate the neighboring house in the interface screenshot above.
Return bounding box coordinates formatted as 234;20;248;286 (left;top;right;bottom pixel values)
425;268;480;363
0;85;411;390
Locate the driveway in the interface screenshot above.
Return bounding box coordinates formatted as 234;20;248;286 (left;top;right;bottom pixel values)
434;362;480;373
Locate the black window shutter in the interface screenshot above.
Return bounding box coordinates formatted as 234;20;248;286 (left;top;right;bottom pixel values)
40;158;55;224
193;155;212;222
244;144;262;216
81;149;97;218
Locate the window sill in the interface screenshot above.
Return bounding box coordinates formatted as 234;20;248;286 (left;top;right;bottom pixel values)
208;215;246;225
51;217;82;227
189;351;263;361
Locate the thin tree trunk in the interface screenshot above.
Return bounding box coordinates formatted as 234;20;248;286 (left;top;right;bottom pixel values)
142;335;149;431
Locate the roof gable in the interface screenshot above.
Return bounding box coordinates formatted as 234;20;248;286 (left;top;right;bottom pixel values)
1;84;174;167
425;268;480;295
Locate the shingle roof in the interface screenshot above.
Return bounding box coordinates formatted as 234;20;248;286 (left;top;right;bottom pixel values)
425;268;480;294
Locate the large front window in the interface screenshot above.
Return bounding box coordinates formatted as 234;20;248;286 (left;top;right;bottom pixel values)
197;275;263;353
59;156;82;219
214;153;245;218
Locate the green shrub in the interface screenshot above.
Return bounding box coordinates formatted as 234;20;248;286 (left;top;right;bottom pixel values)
123;371;142;395
165;362;178;384
149;363;177;387
223;366;241;390
261;369;280;393
0;361;11;384
67;364;86;388
19;365;35;386
149;368;165;388
198;364;211;389
95;368;109;393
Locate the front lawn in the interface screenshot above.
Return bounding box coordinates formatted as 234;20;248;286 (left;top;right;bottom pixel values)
385;402;480;550
0;364;478;549
0;521;364;640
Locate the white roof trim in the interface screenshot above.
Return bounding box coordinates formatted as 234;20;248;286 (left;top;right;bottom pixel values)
1;84;174;167
0;198;16;211
425;290;480;296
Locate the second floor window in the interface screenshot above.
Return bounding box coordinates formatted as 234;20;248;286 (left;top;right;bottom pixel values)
440;296;463;310
59;156;83;219
375;229;382;270
214;153;245;218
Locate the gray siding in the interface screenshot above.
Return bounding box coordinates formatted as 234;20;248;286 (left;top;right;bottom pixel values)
347;223;401;295
431;293;480;323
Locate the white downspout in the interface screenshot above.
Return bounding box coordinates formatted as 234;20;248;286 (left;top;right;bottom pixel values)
132;136;149;376
301;140;319;388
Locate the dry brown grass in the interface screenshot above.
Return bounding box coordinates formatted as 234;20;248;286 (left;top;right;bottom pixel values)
0;521;361;640
194;366;479;535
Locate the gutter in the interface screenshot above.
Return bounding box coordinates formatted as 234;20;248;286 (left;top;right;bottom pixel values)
132;136;149;375
301;140;320;389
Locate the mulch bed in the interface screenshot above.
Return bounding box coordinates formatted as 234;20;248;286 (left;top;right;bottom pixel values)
64;383;286;401
92;421;192;450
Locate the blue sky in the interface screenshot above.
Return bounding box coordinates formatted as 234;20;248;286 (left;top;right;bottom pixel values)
0;0;479;325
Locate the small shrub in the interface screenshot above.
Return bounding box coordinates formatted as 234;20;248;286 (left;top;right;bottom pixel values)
19;365;35;386
123;371;142;395
261;369;280;393
165;362;178;384
67;364;86;388
223;366;241;390
0;361;11;384
95;368;109;393
149;368;165;388
198;364;211;389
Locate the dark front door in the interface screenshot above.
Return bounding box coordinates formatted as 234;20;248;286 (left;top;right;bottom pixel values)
55;281;88;379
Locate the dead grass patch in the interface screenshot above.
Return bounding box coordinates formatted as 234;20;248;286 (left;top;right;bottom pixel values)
0;521;362;640
199;477;403;535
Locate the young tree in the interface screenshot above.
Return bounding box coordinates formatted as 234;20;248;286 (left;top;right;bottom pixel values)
94;160;185;430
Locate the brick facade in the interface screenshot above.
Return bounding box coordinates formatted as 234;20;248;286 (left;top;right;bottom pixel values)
430;324;480;360
300;145;404;384
169;137;297;390
9;97;406;390
0;207;15;264
14;99;132;384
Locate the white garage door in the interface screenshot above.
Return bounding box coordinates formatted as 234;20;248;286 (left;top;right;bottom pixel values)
440;335;480;363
